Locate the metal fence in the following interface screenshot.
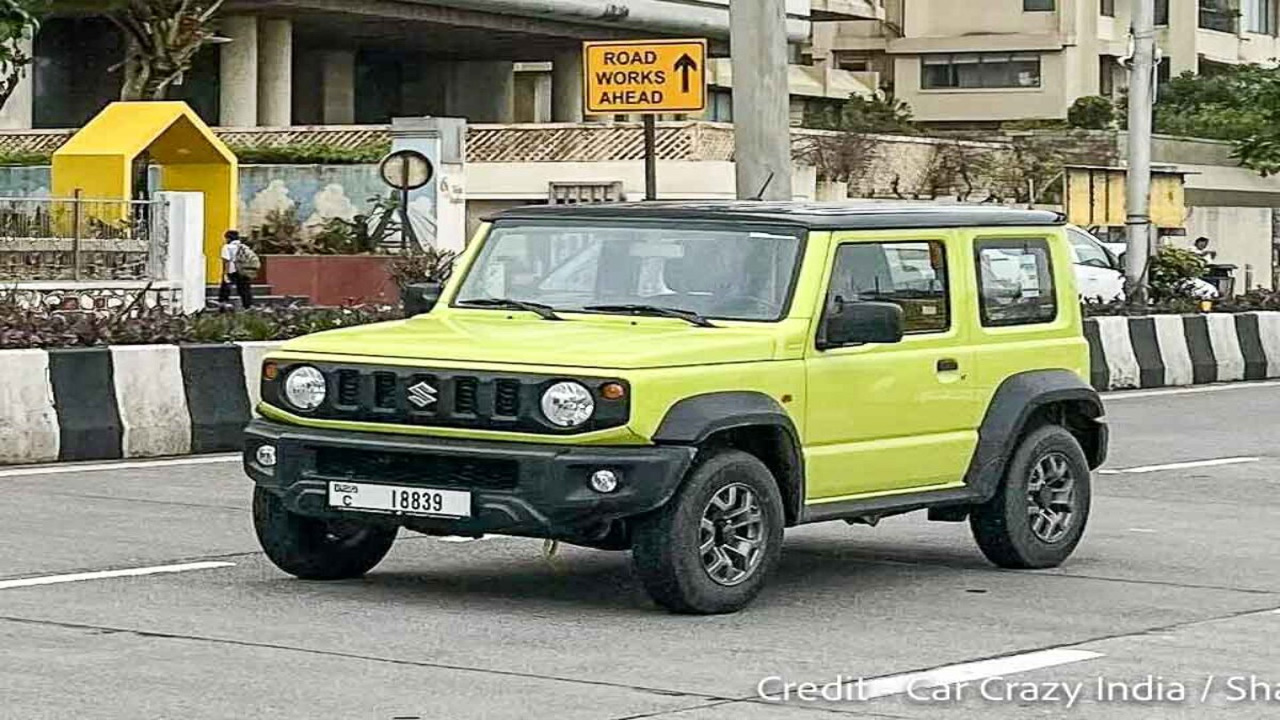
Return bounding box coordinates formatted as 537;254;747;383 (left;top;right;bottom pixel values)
0;195;169;282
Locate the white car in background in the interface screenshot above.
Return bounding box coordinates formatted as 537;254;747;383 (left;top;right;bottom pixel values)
1066;225;1126;302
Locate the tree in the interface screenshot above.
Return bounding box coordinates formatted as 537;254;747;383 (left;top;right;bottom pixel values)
62;0;225;100
0;1;46;112
1067;95;1116;130
804;93;918;135
1136;64;1280;175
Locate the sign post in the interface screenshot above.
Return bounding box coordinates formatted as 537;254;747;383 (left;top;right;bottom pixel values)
583;39;707;201
379;149;434;252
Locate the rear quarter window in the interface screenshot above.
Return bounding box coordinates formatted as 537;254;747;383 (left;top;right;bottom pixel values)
974;238;1057;327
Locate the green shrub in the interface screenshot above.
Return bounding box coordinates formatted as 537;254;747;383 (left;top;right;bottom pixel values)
1148;245;1210;302
232;142;391;165
1067;96;1117;130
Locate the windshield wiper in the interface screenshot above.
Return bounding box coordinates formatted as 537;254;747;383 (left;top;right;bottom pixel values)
457;298;564;321
583;304;718;328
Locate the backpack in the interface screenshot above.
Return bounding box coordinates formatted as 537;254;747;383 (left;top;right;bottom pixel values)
235;243;262;279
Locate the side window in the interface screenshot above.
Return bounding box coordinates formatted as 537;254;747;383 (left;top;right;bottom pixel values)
825;241;950;334
975;238;1057;327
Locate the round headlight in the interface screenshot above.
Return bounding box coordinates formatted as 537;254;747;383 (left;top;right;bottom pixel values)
540;381;595;428
283;366;327;411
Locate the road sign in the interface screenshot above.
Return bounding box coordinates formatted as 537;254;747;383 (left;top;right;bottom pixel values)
583;39;707;115
379;149;434;191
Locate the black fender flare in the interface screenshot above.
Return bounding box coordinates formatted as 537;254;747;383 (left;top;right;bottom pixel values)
963;369;1107;503
653;391;805;523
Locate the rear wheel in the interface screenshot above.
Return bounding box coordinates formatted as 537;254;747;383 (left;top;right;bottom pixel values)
970;425;1092;569
631;449;785;614
253;487;398;580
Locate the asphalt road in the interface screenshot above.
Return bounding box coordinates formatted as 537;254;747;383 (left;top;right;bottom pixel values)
3;382;1280;719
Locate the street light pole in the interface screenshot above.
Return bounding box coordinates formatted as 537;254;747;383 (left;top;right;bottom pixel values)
1126;0;1157;304
730;0;793;201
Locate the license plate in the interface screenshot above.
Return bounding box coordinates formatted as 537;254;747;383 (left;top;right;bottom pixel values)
328;481;472;518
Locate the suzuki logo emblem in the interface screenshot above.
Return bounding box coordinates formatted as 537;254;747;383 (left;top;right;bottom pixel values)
407;381;438;409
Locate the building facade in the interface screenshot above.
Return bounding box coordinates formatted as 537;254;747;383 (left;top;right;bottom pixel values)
0;0;881;131
810;0;1280;125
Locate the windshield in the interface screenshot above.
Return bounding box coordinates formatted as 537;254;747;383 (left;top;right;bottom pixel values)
1067;229;1115;269
454;222;805;321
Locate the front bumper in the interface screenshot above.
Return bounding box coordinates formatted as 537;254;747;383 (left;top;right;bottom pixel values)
244;419;694;536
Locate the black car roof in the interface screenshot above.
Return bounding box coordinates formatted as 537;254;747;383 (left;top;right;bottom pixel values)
488;201;1065;230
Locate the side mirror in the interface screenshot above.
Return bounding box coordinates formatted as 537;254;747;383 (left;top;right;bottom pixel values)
819;301;905;349
402;282;443;316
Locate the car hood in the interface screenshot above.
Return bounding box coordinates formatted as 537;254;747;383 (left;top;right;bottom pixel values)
280;312;784;369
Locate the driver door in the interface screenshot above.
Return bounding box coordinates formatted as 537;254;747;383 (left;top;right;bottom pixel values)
803;233;982;502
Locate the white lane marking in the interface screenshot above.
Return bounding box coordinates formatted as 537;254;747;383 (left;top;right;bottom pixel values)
1104;380;1280;400
856;649;1104;701
1099;457;1260;475
0;454;239;479
0;561;235;591
1127;528;1158;533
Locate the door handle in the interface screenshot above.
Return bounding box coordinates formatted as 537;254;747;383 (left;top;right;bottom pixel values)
937;358;960;373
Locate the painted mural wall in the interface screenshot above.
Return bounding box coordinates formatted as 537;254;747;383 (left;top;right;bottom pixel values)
0;164;414;241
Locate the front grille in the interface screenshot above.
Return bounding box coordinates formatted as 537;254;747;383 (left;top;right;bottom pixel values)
268;363;630;434
313;447;519;490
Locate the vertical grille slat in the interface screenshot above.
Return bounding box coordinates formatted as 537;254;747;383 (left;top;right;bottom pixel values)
454;376;478;415
336;370;360;406
373;372;397;409
495;379;520;417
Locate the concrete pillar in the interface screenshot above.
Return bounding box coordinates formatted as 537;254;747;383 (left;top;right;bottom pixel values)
730;0;794;200
219;15;259;127
445;61;513;123
321;50;356;124
0;35;33;129
552;49;584;122
257;17;292;126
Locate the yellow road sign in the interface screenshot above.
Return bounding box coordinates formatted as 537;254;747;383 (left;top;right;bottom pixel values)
584;39;707;114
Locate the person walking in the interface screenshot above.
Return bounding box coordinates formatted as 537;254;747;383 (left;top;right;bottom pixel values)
218;230;257;310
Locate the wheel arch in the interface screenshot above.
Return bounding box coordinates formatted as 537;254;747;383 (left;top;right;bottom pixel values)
964;369;1107;503
652;392;805;526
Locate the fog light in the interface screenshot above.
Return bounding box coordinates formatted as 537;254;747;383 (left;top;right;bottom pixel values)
255;445;277;467
589;469;619;493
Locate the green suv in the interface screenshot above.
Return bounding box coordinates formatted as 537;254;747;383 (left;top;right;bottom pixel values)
244;202;1107;614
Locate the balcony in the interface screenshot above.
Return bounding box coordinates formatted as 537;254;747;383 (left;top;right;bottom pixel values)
811;0;885;21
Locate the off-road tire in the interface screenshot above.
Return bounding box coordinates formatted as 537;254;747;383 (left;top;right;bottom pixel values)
631;449;785;614
970;425;1092;569
253;487;398;580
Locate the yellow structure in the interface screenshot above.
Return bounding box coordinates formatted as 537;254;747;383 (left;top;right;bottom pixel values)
1064;166;1187;231
52;101;238;280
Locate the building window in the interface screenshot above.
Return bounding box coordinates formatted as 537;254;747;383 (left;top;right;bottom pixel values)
1243;0;1278;34
1156;0;1170;25
1024;0;1055;10
1101;0;1115;17
1099;56;1115;96
1199;0;1239;33
921;54;1042;89
825;241;951;335
975;238;1058;327
707;89;733;122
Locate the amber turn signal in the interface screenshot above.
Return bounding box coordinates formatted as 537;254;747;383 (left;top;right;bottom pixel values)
600;382;626;401
262;362;279;381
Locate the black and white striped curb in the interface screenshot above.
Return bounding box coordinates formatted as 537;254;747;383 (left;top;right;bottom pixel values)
3;315;1278;465
1;343;279;466
1084;313;1280;391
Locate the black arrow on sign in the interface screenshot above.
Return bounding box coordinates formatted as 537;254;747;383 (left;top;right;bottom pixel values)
674;53;699;94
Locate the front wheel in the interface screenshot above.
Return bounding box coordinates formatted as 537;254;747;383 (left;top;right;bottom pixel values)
253;487;398;580
970;425;1092;569
631;449;785;614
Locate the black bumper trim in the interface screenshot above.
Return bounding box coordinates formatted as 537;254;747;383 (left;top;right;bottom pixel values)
244;419;695;536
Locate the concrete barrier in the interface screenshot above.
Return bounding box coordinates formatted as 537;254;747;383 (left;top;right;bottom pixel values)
2;342;281;465
3;314;1280;465
1083;312;1280;390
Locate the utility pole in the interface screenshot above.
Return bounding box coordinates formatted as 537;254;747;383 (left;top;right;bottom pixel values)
1125;0;1157;304
730;0;793;201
